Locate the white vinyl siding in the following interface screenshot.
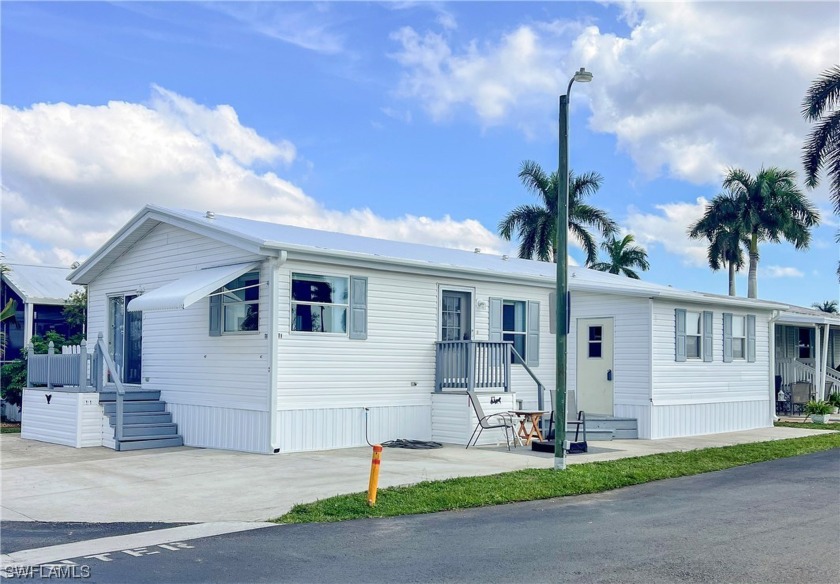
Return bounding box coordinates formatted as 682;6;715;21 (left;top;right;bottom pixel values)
86;223;271;453
273;260;557;451
651;301;772;439
566;292;652;438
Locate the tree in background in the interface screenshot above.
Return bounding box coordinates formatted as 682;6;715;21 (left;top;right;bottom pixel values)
498;161;617;265
802;65;840;213
720;167;819;299
590;234;650;279
688;193;747;296
0;259;17;360
63;289;87;344
812;300;838;314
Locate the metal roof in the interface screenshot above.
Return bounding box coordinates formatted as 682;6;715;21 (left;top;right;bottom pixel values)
70;205;791;311
2;263;82;304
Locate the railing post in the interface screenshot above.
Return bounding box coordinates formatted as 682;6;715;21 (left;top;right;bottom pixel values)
78;339;88;390
26;343;34;387
116;390;124;442
46;341;55;389
466;342;476;392
504;344;512;392
434;343;442;392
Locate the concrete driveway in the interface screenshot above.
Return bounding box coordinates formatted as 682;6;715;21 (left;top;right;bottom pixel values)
0;426;831;523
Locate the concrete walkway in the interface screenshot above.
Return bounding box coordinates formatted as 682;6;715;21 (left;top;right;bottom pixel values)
1;426;833;523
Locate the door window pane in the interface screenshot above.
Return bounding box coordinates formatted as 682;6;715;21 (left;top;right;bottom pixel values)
588;326;602;358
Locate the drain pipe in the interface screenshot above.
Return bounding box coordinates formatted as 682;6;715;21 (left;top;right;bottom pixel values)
267;251;287;453
769;310;781;422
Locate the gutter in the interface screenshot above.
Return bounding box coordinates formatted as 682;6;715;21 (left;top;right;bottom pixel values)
266;251;287;453
768;310;781;423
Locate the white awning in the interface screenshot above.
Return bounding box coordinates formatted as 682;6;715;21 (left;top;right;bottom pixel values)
127;262;260;312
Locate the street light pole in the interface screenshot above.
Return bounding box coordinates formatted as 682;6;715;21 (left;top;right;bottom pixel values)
555;67;592;470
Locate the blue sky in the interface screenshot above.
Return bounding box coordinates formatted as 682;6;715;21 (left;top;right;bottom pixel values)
2;1;838;307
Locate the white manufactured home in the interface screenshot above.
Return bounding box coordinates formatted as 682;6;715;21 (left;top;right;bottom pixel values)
21;205;840;453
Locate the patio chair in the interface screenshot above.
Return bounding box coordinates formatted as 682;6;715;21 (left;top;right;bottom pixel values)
790;382;812;415
465;391;517;450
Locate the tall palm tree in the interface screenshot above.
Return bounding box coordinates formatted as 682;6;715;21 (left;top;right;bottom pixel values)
802;65;840;214
688;193;747;296
498;161;617;265
721;167;820;299
590;234;650;279
812;300;838;314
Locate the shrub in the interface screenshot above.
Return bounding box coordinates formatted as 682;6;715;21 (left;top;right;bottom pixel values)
804;400;832;416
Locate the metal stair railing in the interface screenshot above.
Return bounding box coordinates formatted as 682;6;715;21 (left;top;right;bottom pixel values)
93;332;126;442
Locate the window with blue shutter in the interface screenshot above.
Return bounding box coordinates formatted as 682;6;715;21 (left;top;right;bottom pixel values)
675;308;686;362
747;314;756;362
526;301;540;367
349;276;368;340
723;313;733;363
703;311;713;362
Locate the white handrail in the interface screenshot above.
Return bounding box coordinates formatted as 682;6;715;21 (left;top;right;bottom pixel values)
95;334;125;442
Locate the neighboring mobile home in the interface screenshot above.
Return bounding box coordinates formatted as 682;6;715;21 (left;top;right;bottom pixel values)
20;206;839;453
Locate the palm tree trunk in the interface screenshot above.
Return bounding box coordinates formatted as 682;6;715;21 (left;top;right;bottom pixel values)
728;261;736;296
747;233;759;299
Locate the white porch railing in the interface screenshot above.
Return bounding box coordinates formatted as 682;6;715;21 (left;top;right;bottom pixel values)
776;357;840;398
26;333;127;441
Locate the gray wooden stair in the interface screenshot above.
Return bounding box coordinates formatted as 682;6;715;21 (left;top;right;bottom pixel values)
566;416;638;440
99;391;184;451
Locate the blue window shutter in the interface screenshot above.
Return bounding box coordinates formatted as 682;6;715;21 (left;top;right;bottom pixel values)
527;301;540;367
349;277;368;340
548;292;556;335
675;308;686;362
703;311;713;362
723;313;733;363
747;314;756;363
209;292;222;337
488;298;502;341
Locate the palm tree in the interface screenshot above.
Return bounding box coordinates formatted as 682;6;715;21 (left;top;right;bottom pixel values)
590;234;650;279
721;167;820;299
802;65;840;214
688;193;747;296
498;161;617;265
812;300;838;314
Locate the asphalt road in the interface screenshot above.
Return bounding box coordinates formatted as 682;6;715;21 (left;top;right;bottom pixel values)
0;522;190;554
20;449;840;583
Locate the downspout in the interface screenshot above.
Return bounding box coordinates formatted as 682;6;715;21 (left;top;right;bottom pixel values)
820;323;830;400
23;302;34;348
768;310;780;422
814;323;821;399
267;251;287;453
648;297;654;439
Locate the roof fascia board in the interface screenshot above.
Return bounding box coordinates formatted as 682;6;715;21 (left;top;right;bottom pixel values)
1;276;27;302
70;207;270;285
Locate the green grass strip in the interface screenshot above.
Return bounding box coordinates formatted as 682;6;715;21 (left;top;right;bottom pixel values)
274;433;840;524
0;426;21;434
775;421;838;430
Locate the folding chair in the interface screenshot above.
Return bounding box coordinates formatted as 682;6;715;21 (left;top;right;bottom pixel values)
465;391;517;450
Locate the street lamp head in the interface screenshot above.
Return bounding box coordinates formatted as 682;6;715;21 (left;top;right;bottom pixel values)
573;67;593;83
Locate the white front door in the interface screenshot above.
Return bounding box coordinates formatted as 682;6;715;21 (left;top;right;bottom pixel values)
576;317;614;415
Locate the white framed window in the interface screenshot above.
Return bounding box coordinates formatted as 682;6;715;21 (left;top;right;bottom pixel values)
732;316;746;360
291;273;349;334
685;311;702;359
221;271;260;333
502;300;527;363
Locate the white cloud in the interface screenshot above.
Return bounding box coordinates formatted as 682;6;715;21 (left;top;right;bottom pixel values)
390;2;838;202
760;266;804;279
389;23;575;133
624;198;709;266
1;87;504;266
206;3;345;54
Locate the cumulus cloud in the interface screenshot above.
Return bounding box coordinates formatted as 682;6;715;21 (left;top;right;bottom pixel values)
625;198;709;267
1;87;504;265
760;266;804;279
390;1;838;201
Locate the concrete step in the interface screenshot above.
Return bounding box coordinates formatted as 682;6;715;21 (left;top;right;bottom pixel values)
115;436;184;451
99;390;161;402
103;401;165;414
557;427;614;441
120;423;179;438
107;412;172;425
583;418;638;431
613;429;639;439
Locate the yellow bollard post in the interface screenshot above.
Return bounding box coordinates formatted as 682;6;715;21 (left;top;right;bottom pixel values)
367;444;383;506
